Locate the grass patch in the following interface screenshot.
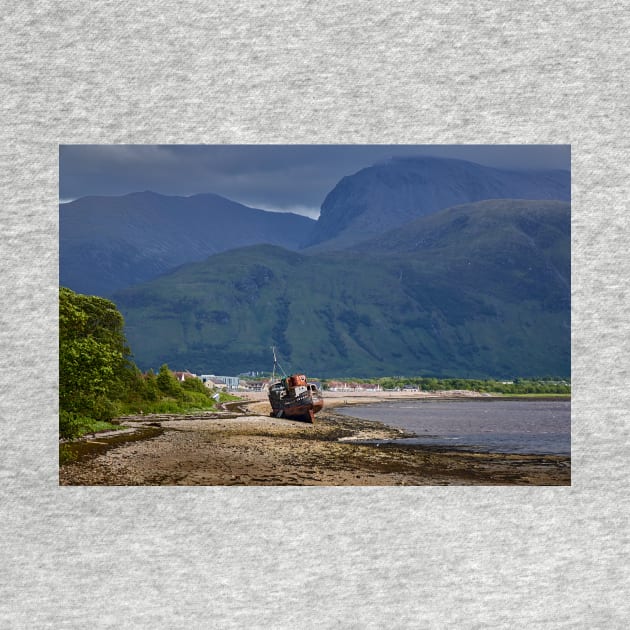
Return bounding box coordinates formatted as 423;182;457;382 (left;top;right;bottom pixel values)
79;419;126;434
60;411;128;440
114;392;239;417
115;399;215;415
74;418;126;438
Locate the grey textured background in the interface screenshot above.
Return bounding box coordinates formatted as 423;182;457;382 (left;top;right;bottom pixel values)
1;1;628;627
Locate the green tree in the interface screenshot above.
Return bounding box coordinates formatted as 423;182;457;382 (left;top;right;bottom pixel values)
181;377;209;395
144;369;160;401
59;287;131;422
59;289;231;439
156;363;182;397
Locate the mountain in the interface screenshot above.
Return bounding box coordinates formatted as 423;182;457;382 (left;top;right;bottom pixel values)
353;198;570;278
305;157;570;250
112;199;570;378
60;191;315;296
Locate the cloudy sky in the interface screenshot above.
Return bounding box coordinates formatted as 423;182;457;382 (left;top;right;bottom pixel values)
59;145;570;219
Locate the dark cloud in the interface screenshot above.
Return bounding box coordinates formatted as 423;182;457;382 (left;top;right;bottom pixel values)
59;145;570;218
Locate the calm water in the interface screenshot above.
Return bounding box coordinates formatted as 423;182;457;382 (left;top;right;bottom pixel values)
337;399;571;455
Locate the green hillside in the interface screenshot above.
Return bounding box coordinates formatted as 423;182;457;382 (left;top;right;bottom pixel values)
112;200;570;378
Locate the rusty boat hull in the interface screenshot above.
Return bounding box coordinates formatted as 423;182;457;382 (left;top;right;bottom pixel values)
268;374;324;423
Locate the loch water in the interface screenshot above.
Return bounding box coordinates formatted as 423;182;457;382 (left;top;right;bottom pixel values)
337;399;571;455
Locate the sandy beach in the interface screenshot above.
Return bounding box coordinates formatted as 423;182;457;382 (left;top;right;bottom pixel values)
59;392;570;486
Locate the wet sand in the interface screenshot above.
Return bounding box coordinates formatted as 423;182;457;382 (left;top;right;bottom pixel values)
59;397;570;486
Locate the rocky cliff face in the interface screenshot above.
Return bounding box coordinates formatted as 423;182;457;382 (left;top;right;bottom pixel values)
306;157;570;250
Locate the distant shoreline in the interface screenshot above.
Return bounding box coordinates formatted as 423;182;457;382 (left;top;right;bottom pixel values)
238;389;570;415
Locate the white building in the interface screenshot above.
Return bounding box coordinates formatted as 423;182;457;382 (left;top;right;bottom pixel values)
200;374;240;390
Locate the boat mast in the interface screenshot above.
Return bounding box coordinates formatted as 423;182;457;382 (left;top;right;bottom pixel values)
271;346;287;381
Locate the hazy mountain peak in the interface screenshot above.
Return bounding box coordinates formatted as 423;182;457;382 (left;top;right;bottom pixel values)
305;156;570;251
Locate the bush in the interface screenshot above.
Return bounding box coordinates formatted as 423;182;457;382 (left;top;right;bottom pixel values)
59;290;234;439
181;377;209;395
59;411;84;439
60;287;132;424
157;364;183;397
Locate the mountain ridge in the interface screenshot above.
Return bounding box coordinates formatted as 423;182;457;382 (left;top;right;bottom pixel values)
112;199;570;378
60;191;315;296
306;157;570;250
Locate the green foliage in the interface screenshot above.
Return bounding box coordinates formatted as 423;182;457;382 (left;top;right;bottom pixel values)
371;376;570;395
157;363;183;397
59;411;87;440
59;288;222;440
181;377;209;395
59;410;123;440
59;287;133;434
59;444;78;465
144;370;159;401
112;362;221;415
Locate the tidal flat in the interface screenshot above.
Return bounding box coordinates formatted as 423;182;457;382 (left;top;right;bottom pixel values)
59;402;570;486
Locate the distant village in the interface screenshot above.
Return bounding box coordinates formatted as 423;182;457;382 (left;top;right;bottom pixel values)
171;371;244;391
169;370;394;393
